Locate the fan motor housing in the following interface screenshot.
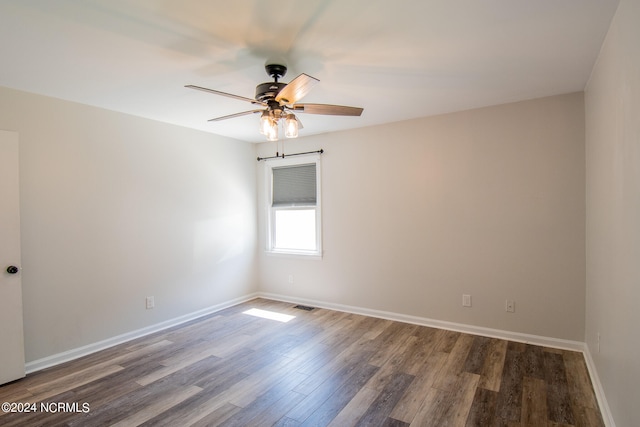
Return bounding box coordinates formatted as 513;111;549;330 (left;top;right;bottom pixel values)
255;82;286;103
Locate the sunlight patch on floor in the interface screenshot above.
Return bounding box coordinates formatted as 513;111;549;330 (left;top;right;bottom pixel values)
243;308;296;323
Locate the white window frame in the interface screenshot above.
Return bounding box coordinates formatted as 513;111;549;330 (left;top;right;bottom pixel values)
265;154;322;258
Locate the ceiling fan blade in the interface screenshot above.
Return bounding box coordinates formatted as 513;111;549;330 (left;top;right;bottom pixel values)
275;73;319;105
292;103;364;116
186;85;265;106
208;109;264;122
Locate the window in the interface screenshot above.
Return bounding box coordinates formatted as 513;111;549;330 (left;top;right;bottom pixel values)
266;155;322;257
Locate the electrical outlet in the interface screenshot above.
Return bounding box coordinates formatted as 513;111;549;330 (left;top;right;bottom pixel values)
462;294;472;307
146;296;154;309
505;300;515;313
288;274;294;284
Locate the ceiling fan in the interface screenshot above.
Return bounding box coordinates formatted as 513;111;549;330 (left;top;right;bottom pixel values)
186;63;363;141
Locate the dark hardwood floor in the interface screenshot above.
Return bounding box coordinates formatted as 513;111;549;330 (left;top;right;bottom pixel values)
0;298;604;426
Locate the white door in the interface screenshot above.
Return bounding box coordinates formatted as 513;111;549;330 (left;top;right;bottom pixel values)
0;130;25;385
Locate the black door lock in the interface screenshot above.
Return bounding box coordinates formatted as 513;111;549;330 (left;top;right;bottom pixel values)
6;266;19;274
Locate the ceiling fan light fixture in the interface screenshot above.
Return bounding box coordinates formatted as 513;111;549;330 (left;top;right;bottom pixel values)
259;111;272;135
285;114;299;138
266;120;278;141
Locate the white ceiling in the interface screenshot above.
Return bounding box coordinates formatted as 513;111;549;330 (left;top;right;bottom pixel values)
0;0;619;143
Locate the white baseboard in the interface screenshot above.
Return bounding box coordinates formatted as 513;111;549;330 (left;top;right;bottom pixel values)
582;346;616;427
25;293;259;374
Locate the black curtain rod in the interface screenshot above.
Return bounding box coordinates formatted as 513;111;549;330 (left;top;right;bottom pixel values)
257;149;324;162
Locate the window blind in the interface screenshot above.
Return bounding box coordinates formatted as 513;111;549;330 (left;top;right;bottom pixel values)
272;163;317;207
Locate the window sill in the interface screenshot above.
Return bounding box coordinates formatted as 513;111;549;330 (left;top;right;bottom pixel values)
265;250;323;261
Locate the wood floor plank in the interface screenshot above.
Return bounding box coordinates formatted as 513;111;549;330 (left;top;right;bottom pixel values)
289;342;336;376
218;372;308;427
109;385;202;427
368;322;420;367
0;384;33;402
571;405;606;427
400;326;439;376
463;335;493;375
4;361;161;427
562;350;600;411
388;350;448;423
544;346;564;355
493;341;525;424
245;391;307;427
0;298;605;427
464;387;498;427
564;348;605;427
24;338;173;400
522;344;546;380
139;370;249;427
297;363;379;426
543;351;576;425
135;342;224;386
145;353;228;390
26;363;125;402
302;310;354;346
0;391;86;427
477;338;508;392
354;372;415;427
382;417;411;427
287;351;377;421
358;316;394;341
292;338;376;397
189;402;243;427
432;333;475;391
67;380;197;426
326;386;380;427
226;356;302;408
68;361;157;407
433;329;461;353
365;335;418;391
274;416;303;427
409;371;479;427
249;324;311;356
233;346;285;377
521;376;548;426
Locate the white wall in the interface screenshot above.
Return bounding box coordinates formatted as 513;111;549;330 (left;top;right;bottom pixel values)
585;0;640;425
257;93;586;341
0;86;257;362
